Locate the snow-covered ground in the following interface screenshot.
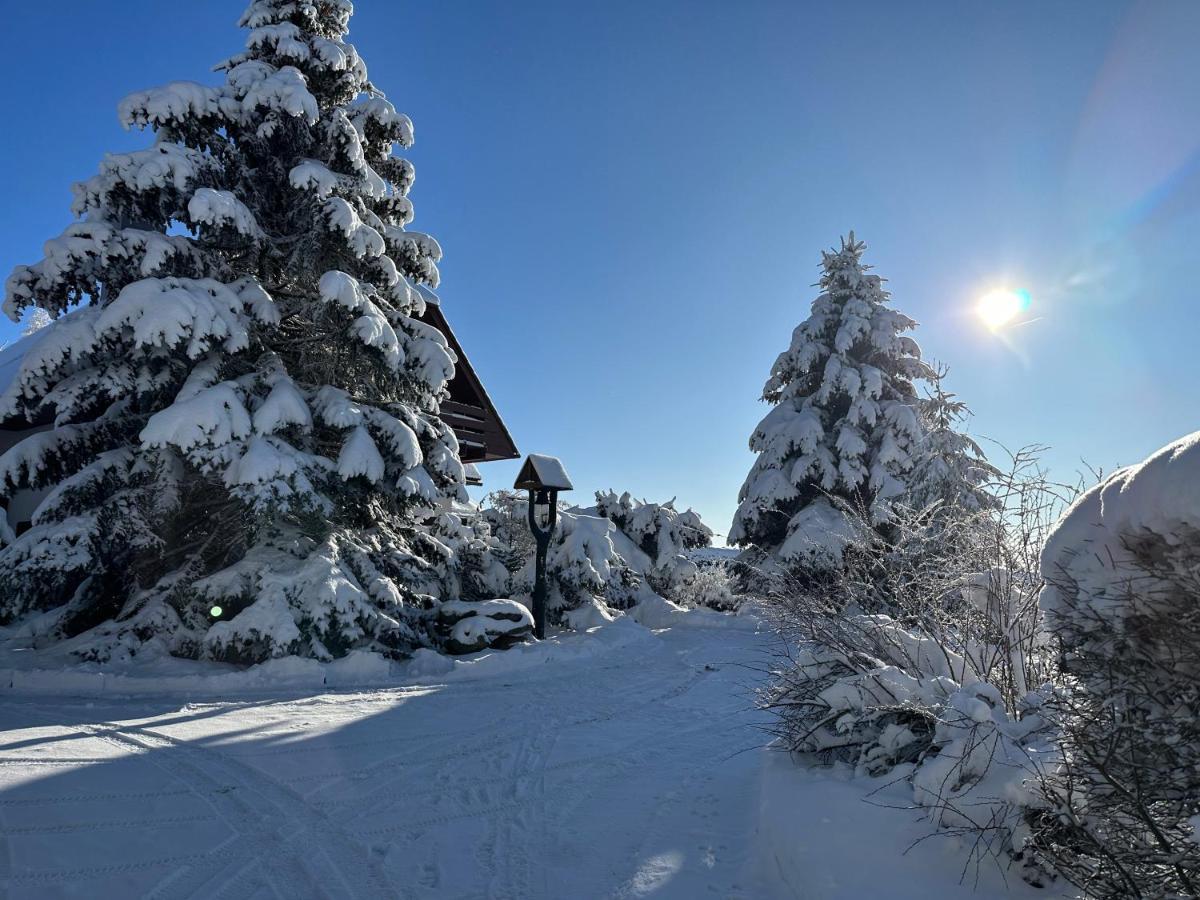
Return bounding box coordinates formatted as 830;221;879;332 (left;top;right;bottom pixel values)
0;616;1060;899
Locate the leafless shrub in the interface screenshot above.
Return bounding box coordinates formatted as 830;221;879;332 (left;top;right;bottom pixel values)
1025;529;1200;899
762;444;1075;730
756;446;1081;882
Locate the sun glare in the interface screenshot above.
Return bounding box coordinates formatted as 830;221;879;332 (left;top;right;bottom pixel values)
977;288;1030;331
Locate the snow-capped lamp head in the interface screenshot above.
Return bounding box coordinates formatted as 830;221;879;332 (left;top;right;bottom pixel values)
514;454;573;640
514;453;573;527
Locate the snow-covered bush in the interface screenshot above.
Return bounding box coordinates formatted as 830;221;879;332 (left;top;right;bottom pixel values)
0;1;483;662
591;490;711;596
763;585;1058;881
480;492;726;626
730;234;934;570
1025;431;1200;899
514;511;645;626
671;565;740;611
762;445;1075;879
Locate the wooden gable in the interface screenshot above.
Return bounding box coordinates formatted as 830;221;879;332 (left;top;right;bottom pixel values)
417;300;519;466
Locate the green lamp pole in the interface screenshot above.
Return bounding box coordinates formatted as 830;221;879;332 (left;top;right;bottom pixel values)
514;454;573;640
526;488;555;640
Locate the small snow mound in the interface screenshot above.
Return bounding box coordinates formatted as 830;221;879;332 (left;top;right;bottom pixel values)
627;594;688;629
405;647;455;678
437;598;534;654
324;649;394;687
563;597;618;630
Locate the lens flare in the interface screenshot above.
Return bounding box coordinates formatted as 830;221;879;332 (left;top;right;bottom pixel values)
210;605;224;618
977;288;1031;331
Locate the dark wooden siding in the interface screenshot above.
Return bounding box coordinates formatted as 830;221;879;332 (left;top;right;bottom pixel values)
418;302;519;464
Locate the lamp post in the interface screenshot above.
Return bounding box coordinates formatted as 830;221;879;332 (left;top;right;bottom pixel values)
514;454;573;639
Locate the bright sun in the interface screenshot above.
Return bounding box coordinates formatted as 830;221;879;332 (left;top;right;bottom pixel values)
977;288;1030;331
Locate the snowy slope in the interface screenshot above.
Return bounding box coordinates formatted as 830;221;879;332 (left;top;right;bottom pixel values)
0;617;1069;898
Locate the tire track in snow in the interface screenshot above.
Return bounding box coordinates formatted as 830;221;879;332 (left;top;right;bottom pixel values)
341;658;716;900
0;813;218;836
353;665;718;838
0;787;196;807
0;757;119;767
256;680;570;804
3;842;239;889
0;780;11;900
329;663;710;816
0;643;675;898
80;722;395;900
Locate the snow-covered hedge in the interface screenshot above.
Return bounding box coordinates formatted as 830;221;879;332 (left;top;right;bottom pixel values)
518;511;646;627
671;565;740;612
1027;431;1200;899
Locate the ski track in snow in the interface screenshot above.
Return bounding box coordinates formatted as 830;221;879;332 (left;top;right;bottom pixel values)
0;623;778;899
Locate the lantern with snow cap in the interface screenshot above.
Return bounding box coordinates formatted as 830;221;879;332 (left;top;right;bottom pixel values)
514;454;573;639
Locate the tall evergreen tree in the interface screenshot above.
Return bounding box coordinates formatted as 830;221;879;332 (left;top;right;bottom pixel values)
729;234;934;565
0;1;490;663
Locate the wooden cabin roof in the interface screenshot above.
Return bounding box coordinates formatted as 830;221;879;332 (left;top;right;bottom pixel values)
417;298;519;467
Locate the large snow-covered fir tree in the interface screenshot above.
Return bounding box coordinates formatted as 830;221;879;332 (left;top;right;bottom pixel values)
0;0;495;663
729;234;934;566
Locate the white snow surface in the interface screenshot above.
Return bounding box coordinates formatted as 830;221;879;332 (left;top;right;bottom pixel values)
336;424;385;482
757;755;1060;900
1040;429;1200;624
0;615;1065;899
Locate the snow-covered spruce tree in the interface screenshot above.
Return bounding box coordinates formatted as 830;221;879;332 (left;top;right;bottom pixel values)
905;365;1001;528
0;1;484;663
730;234;934;568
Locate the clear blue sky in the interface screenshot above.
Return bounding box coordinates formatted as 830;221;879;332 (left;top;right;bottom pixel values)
2;1;1198;541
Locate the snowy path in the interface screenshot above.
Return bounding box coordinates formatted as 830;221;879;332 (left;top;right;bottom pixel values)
0;619;1055;899
0;622;779;899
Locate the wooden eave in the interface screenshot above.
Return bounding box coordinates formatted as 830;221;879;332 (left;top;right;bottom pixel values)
417;301;519;465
